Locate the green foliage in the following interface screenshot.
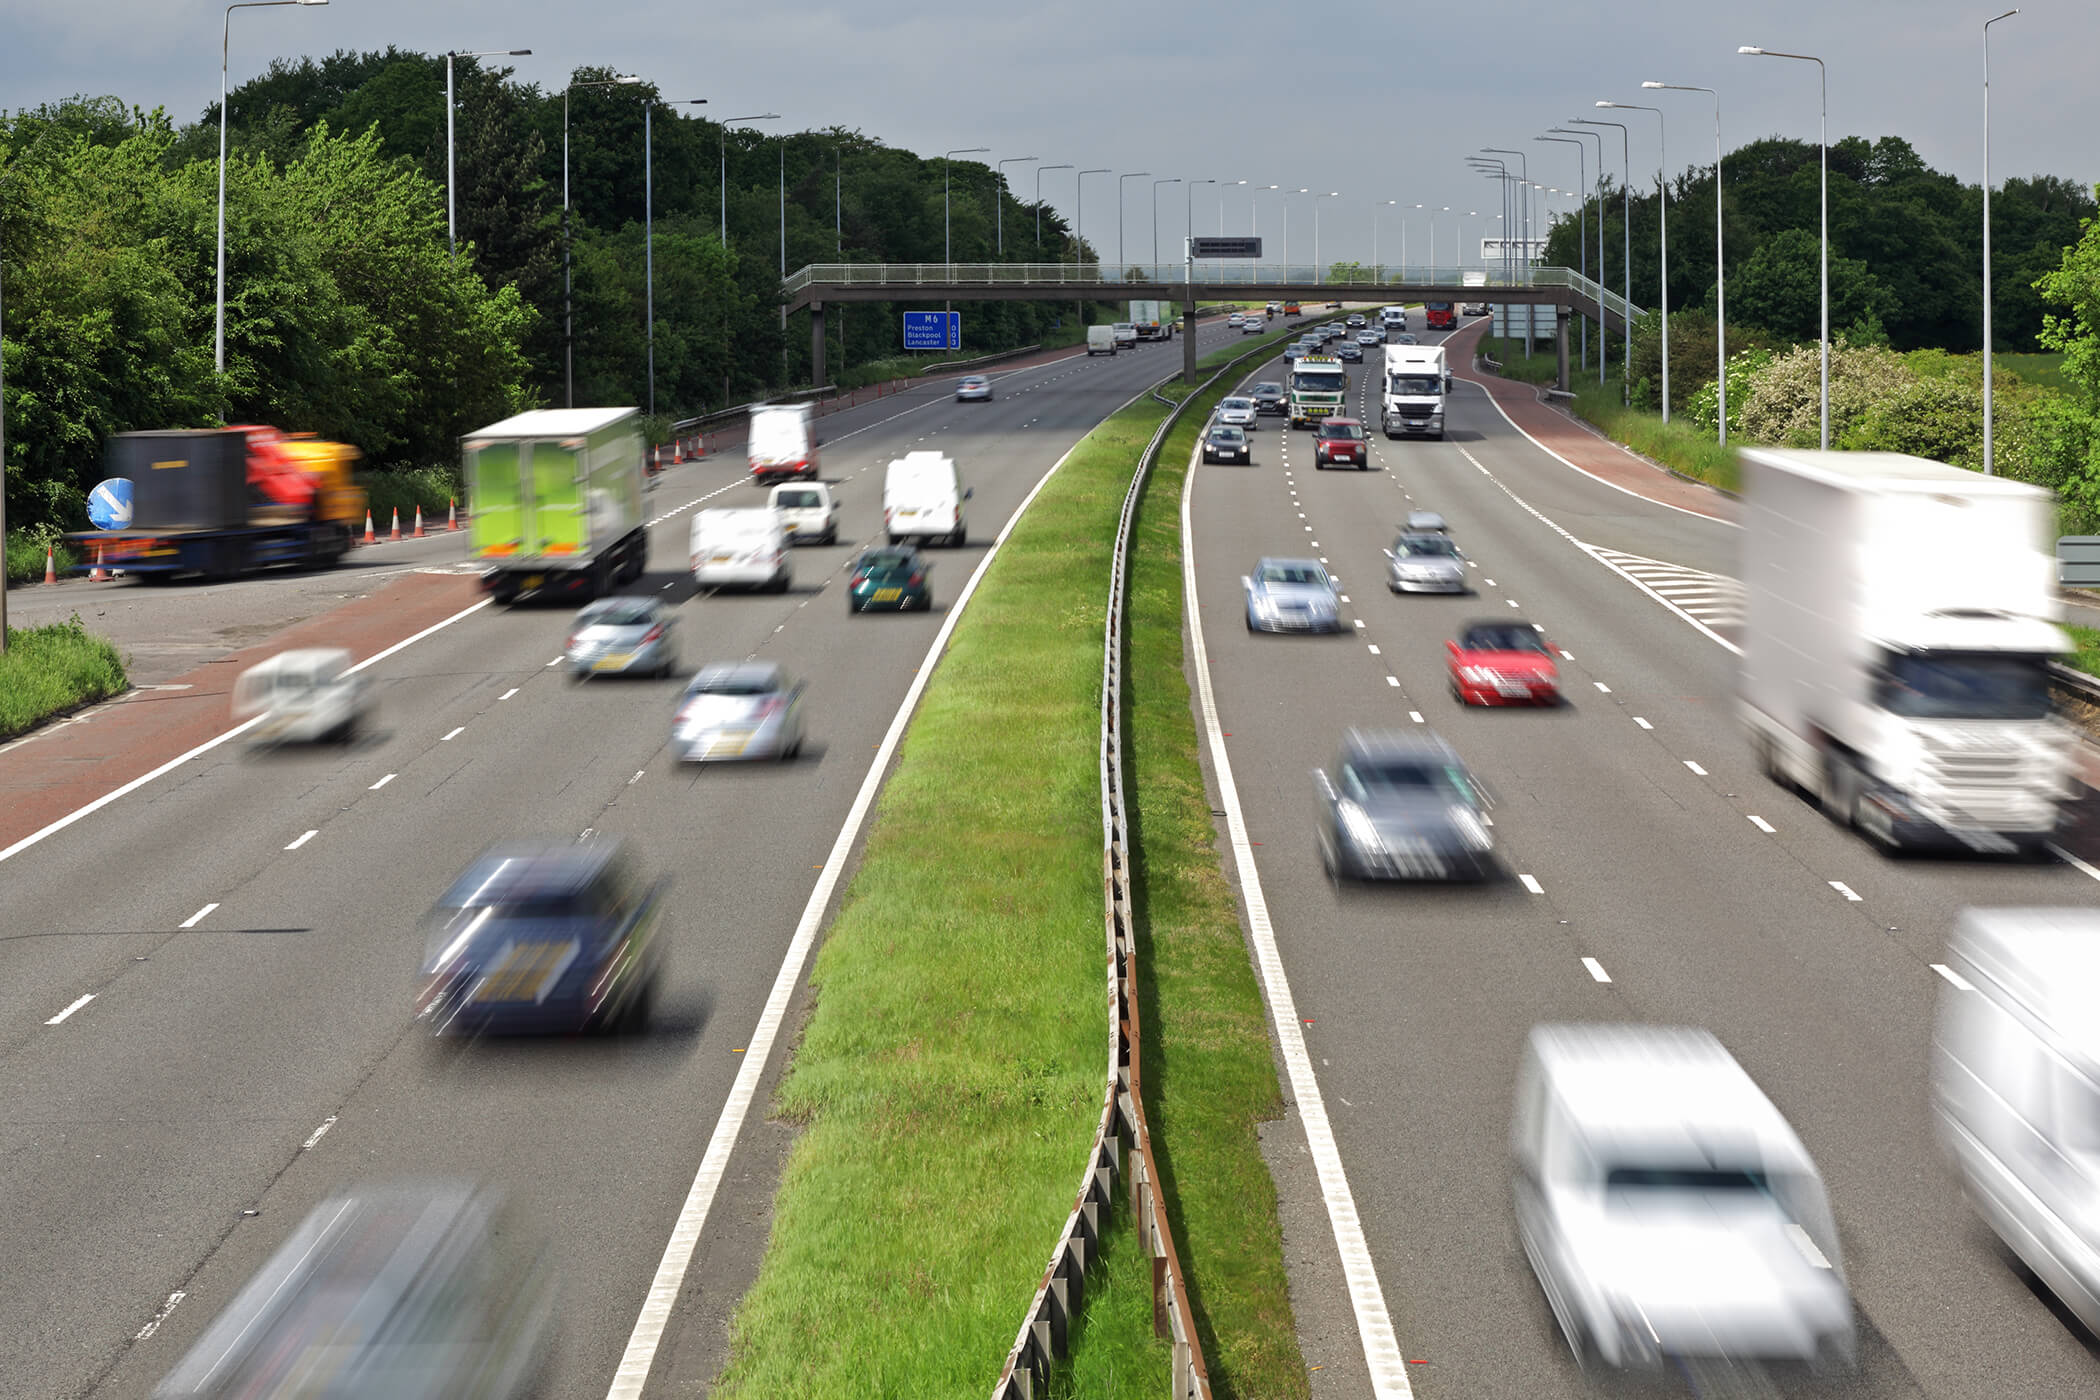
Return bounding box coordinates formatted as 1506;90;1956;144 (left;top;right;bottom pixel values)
1684;346;1773;438
0;613;128;738
1571;379;1740;493
6;526;80;585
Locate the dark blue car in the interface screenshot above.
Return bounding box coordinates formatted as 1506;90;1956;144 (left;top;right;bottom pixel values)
415;838;666;1037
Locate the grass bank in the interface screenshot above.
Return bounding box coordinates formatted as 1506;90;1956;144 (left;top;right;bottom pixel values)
2065;623;2100;678
7;528;81;585
1567;379;1742;495
0;615;128;739
1475;337;1559;386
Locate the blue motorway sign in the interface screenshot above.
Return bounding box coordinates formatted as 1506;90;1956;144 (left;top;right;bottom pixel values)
87;477;134;530
903;311;961;351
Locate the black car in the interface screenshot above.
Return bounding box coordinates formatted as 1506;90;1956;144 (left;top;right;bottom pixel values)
1346;313;1368;329
1251;382;1288;416
1336;342;1363;363
1202;424;1251;464
415;837;666;1037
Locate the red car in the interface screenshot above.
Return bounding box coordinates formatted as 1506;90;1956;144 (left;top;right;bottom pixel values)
1447;620;1561;706
1313;418;1371;470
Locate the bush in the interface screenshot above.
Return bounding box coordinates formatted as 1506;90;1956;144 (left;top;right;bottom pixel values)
0;613;128;738
1735;340;1916;447
357;465;465;522
1684;346;1774;438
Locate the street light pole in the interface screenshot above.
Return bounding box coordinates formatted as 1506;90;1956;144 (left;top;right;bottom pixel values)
1314;191;1339;283
1571;117;1632;402
218;0;328;378
446;48;531;257
1537;136;1589;371
1118;172;1150;275
644;97;706;419
1552;126;1607;385
563;73;644;409
1982;9;2019;475
1645;82;1725;441
1077;168;1109;265
1599;103;1668;418
1185;178;1215;290
1373;200;1396;282
1740;46;1828;448
944;147;989;274
1152;177;1182;268
995;156;1037;256
1036;163;1073;252
718;113;780;245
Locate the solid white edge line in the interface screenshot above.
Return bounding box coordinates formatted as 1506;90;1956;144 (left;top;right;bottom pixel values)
605;377;1162;1400
2047;842;2100;884
45;993;95;1025
0;596;493;870
1181;426;1416;1398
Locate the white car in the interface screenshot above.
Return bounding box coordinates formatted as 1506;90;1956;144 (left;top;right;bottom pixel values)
1111;322;1139;349
1513;1024;1855;1375
955;374;992;402
690;507;790;592
1227;312;1247;327
1241;316;1265;334
1215;396;1258;431
232;647;369;744
768;481;838;545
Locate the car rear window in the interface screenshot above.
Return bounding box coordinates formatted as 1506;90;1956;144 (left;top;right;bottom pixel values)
774;491;821;508
691;670;782;697
1462;626;1548;653
584;600;658;627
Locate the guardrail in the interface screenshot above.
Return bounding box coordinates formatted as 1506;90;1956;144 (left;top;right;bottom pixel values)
992;326;1297;1400
2050;659;2100;707
785;260;1586;295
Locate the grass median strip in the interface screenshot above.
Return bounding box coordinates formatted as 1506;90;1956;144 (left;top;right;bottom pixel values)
0;615;129;740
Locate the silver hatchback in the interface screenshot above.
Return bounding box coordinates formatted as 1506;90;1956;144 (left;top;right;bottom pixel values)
1385;531;1469;593
674;662;806;761
567;597;678;680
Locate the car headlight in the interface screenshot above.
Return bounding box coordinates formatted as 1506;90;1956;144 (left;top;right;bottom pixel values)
1449;807;1493;851
1338;800;1385;855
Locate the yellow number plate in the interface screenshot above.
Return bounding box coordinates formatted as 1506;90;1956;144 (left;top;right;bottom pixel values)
593;654;630;671
873;588;901;602
523;574;543;588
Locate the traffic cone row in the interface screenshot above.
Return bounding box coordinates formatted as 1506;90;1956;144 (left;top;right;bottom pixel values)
448;498;459;531
389;507;402;541
413;505;426;537
90;545;107;582
364;509;376;545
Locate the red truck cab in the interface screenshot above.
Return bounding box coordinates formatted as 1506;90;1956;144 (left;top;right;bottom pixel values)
1424;301;1456;330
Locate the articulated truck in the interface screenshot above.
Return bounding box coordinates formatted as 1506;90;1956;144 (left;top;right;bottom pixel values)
67;427;365;580
1128;301;1176;341
1738;448;2073;855
462;408;649;605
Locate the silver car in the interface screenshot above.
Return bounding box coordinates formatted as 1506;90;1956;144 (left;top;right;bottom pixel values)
1385;531;1469;593
1243;557;1342;633
1314;728;1496;881
1404;509;1448;534
955;374;992;402
567;596;678;680
1355;329;1383;346
1216;396;1259;431
673;661;806;761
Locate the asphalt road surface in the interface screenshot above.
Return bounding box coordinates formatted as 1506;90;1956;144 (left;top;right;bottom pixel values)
1187;322;2100;1398
0;318;1255;1400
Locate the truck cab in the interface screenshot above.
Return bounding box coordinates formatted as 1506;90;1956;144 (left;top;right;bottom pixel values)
1288;355;1347;429
1381;344;1448;440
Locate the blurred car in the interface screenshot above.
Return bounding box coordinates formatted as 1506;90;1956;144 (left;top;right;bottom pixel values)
1283;300;1302;315
1312;418;1370;469
1346;312;1368;328
769;481;839;545
1391;331;1420;346
1265;300;1284;315
1112;322;1139;348
1227;311;1247;327
1241;315;1266;334
1243;556;1341;633
232;647;369;745
674;661;807;760
1217;396;1259;430
565;596;678;680
1512;1024;1855;1375
153;1180;555;1400
1282;344;1307;363
415;837;666;1036
1385;531;1469;594
1251;382;1288;416
955;374;993;402
1448;619;1561;706
1355;329;1384;346
845;544;933;613
1336;342;1363;363
1405;509;1449;533
690;507;790;592
1935;907;2100;1336
1463;301;1491;316
1314;727;1497;881
1203;424;1251;465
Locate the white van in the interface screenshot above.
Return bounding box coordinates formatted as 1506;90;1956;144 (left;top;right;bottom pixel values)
690;507;789;591
747;404;819;484
883;451;971;547
768;481;838;545
1111;322;1139;349
1087;325;1117;356
1935;908;2100;1335
232;647;369;744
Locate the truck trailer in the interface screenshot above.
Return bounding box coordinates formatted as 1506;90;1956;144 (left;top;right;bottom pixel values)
67;426;364;581
1737;448;2073;855
462;408;649;605
1128;301;1176;341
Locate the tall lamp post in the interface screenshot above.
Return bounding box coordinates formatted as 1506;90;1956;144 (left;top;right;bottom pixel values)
646;97;707;419
1739;45;1828;448
217;0;329;377
446;48;532;257
564;73;643;408
1982;9;2019;475
1552;126;1608;385
1571;116;1633;402
1151;177;1182;268
1282;188;1307;279
718;113;779;245
1117;172;1150;274
1035;163;1073;253
944;147;989;265
1373;199;1397;281
1185;178;1215;291
1598;102;1668;419
1313;191;1339;283
1644;82;1726;441
1077;168;1109;264
996;155;1037;255
1483;147;1532;350
1537;136;1589;371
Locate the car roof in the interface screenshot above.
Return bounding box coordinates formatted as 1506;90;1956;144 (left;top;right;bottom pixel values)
438;838;624;907
691;659;790;688
1318;418;1364;429
1255;555;1326;574
1339;726;1462;766
1524;1023;1811;1163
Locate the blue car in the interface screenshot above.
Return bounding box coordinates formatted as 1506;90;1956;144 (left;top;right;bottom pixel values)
415;838;666;1037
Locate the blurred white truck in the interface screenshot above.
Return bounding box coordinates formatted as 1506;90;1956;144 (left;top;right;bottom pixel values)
747;403;820;483
1380;343;1449;440
1737;448;2072;855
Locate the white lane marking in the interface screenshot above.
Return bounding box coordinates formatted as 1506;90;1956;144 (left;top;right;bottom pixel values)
607;399;1141;1400
2048;843;2100;883
1931;963;1976;993
629;769;646;785
1506;599;1521;609
1339;595;1351;603
301;1116;337;1150
1684;760;1708;776
1408;711;1424;723
368;773;396;791
284;830;318;851
134;1291;186;1341
1582;957;1612;983
1748;815;1776;833
1593;681;1611;693
1387;676;1401;687
1519;873;1545;894
499;687;519;700
1366;645;1380;655
1559;649;1574;660
1353;619;1365;629
440;727;465;742
45;993;95;1025
1633;716;1652;730
1830;881;1862;902
546;657;562;667
1181;421;1415;1399
180;903;219;929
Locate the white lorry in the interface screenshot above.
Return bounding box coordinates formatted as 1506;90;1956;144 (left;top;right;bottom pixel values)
747;403;820;483
1380;343;1449;440
883;450;970;547
1461;269;1490;317
1128;300;1175;341
1738;448;2072;855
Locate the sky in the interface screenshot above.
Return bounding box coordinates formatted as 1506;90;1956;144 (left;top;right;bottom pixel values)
4;0;2094;274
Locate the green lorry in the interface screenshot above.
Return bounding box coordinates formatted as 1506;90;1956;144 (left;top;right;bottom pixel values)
462;408;649;604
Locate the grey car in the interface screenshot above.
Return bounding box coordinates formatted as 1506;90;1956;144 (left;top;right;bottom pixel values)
1385;531;1469;593
1404;509;1449;534
673;661;806;761
1243;556;1342;633
1355;329;1384;346
1251;382;1288;416
1314;728;1497;881
1217;396;1259;431
566;596;678;680
955;374;992;402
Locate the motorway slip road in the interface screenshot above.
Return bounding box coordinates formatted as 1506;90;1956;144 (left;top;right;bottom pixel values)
0;316;1250;1400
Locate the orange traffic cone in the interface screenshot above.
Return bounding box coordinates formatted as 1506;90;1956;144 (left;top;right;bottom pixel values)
90;545;107;582
389;507;401;541
447;498;459;531
363;510;376;544
413;505;426;537
44;545;57;584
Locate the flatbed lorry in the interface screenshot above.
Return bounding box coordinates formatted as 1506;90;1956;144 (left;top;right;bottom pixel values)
66;426;364;581
462;408;649;605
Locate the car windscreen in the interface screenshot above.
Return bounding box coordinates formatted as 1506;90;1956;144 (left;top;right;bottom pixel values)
1322;424;1366;441
1877;652;2053;720
1221;399;1252;411
582;601;657;627
1292;371;1345;394
1345;759;1469;801
1426;302;1453;311
854;552;916;575
1211;427;1246;442
690;671;783;697
1389;375;1441;396
1462;626;1548;654
773;490;822;508
1395;536;1458;557
1254;383;1282;395
1258;565;1326;586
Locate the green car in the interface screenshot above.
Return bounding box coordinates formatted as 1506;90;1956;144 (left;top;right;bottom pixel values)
846;545;932;613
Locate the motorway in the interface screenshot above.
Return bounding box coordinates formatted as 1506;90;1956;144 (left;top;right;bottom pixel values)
0;318;1253;1399
1187;323;2100;1397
